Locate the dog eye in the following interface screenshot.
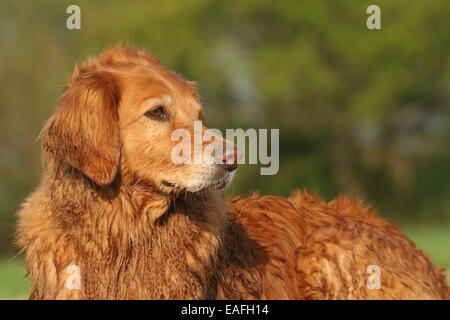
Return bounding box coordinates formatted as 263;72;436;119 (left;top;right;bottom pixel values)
145;106;168;120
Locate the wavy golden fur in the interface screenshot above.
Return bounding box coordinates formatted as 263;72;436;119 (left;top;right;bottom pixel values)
16;45;449;300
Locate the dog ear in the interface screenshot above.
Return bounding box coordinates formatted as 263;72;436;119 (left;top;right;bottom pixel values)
43;70;121;186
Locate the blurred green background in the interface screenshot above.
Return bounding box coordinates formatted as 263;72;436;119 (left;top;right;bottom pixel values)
0;0;449;299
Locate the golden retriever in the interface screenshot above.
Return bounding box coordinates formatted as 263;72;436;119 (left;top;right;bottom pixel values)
16;45;449;299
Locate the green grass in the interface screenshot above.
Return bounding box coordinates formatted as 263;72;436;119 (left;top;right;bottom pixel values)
400;224;450;270
0;256;30;299
0;224;448;299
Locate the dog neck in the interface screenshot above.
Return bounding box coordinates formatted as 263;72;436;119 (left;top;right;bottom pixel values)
40;159;229;299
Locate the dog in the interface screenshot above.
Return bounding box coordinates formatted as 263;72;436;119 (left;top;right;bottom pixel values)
16;45;449;299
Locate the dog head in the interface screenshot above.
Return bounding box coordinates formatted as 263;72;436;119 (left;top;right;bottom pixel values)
43;45;239;193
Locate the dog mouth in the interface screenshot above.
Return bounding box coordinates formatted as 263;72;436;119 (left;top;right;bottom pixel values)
162;171;235;193
202;170;236;191
162;181;176;188
209;174;232;190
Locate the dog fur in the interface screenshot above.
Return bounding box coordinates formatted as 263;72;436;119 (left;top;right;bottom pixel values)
16;45;449;299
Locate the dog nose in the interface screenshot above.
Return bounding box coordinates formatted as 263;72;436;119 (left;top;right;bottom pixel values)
222;144;240;172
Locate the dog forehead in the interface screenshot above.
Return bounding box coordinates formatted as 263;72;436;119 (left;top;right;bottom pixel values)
121;67;202;112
